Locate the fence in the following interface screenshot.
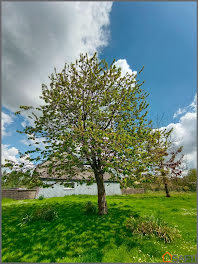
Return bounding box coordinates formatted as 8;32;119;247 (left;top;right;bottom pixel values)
122;188;145;195
2;188;38;200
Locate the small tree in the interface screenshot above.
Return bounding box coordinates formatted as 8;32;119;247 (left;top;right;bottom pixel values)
185;168;197;182
2;168;40;189
182;168;197;191
10;53;154;214
148;128;184;197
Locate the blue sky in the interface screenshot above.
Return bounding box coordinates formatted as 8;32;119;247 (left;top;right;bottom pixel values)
2;2;197;169
101;1;196;126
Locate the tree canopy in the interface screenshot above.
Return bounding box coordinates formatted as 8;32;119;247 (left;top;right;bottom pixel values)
146;127;184;197
5;53;164;214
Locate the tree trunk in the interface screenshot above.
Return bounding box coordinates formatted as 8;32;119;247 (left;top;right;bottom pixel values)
164;182;170;197
96;173;108;215
163;176;170;197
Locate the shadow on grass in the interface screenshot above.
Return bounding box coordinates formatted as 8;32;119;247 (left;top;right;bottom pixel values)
2;193;196;262
2;201;138;262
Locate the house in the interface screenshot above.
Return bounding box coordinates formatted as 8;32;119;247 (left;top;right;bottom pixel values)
35;162;121;198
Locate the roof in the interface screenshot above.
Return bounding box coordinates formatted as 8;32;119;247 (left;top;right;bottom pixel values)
36;161;118;182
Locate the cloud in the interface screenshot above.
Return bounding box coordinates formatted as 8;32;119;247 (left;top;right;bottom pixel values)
173;93;197;118
20;139;31;147
190;93;197;111
2;2;112;112
20;136;47;150
161;95;197;169
21;121;27;128
173;108;187;119
2;112;13;137
114;59;137;77
1;144;19;164
1;144;34;170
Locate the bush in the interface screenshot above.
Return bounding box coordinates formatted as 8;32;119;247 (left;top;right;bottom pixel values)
19;206;58;226
154;186;160;191
38;195;44;200
176;186;183;192
125;216;137;231
183;186;190;192
126;215;180;243
188;183;196;192
34;207;58;221
84;201;97;215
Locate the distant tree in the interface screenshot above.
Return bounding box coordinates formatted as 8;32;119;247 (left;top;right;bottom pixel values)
186;168;197;182
147;128;184;197
2;169;40;189
121;172;154;190
5;53;155;214
182;168;197;191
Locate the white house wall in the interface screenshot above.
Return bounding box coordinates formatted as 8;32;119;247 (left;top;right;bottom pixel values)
75;182;121;195
36;181;121;198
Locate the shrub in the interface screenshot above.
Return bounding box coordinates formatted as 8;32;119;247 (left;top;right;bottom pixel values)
125;216;137;231
18;206;58;226
126;215;180;243
160;184;165;190
188;183;196;192
176;186;183;192
84;201;97;215
154;225;180;243
38;195;44;200
34;207;58;221
183;186;190;192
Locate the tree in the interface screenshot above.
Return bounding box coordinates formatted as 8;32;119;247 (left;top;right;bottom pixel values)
182;168;197;191
11;53;154;214
186;168;197;182
2;169;40;189
148;128;184;197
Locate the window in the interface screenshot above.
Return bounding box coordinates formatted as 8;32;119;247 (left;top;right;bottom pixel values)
63;182;75;190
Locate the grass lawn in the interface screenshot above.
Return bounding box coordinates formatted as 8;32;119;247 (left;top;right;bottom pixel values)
2;192;197;263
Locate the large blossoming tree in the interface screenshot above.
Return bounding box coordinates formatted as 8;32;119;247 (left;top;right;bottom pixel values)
9;53;155;214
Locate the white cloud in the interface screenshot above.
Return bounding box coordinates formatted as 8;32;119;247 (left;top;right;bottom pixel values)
20;139;30;146
1;144;34;170
2;112;13;137
161;95;197;169
21;121;27;128
114;59;137;77
173;108;186;119
190;93;197;111
2;2;112;113
1;144;19;164
173;93;197;118
20;136;47;150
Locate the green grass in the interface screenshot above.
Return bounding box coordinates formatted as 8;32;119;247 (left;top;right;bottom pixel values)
2;192;197;262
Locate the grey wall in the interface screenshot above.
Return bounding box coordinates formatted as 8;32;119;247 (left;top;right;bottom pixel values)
36;181;121;198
